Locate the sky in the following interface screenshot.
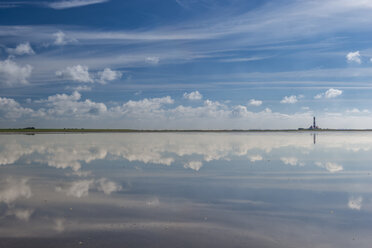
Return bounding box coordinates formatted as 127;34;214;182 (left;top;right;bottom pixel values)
2;0;372;129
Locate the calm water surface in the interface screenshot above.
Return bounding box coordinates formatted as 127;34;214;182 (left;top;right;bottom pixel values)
0;132;371;247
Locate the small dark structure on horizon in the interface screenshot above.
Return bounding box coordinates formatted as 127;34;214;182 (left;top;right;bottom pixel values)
298;117;320;130
24;127;35;130
309;116;319;130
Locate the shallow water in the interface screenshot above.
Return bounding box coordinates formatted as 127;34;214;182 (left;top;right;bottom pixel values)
0;132;371;247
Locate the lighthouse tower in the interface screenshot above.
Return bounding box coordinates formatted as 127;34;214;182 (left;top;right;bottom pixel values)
313;117;316;129
310;116;318;129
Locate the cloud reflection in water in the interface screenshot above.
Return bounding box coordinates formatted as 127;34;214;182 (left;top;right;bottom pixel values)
0;132;371;247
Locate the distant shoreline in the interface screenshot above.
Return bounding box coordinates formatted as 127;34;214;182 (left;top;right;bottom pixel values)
2;129;372;134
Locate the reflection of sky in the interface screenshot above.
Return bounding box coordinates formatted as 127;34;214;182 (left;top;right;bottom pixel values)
0;133;372;247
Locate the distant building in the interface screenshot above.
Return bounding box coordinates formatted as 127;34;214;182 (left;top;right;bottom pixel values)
309;116;319;130
298;117;320;130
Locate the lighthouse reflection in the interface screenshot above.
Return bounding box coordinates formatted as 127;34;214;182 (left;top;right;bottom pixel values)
0;132;371;248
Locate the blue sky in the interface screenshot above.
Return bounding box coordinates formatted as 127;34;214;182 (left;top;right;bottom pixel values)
1;0;372;129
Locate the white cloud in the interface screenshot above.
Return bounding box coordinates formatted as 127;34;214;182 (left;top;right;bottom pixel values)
348;196;362;210
47;0;108;9
325;88;343;98
56;65;93;83
41;90;82;102
7;208;34;221
347;108;360;114
0;97;34;119
280;157;301;166
97;68;122;84
66;85;92;92
67;178;121;197
315;162;343;173
346;108;370;114
183;91;203;101
97;178;122;195
314;88;342;99
54;218;65;233
57;66;121;84
53;31;77;45
314;93;323;99
249;99;262;106
0;178;32;204
145;56;160;64
7;42;35;55
280;95;298;104
37;91;107;118
113;96;174;119
67;180;93;198
184;161;203;171
6;91;372;129
0;58;32;86
346;51;361;64
53;31;67;45
249;155;263;162
146;197;160;207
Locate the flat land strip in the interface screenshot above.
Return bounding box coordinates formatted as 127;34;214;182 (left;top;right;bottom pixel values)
2;129;372;133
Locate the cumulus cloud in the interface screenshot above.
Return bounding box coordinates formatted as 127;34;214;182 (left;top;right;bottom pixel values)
315;162;343;173
37;91;107;119
54;218;65;233
346;108;370;114
314;93;323;99
56;65;94;83
325;88;343;98
97;68;122;84
40;90;82;103
280;95;299;104
315;88;343;99
280;157;303;166
249;155;263;162
53;31;67;45
61;178;121;197
4;90;372;129
0;97;34;119
145;56;160;64
0;178;32;204
183;91;203;101
0;58;32;86
7;42;35;55
184;161;203;171
53;31;77;45
113;96;174;119
57;66;121;84
67;180;93;198
346;51;361;64
7;208;34;221
2;91;106;121
348;196;362;210
47;0;108;9
146;197;160;207
249;99;262;106
97;178;122;195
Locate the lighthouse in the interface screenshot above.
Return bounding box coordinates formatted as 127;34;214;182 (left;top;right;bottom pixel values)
313;117;316;129
310;116;318;129
299;116;320;130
